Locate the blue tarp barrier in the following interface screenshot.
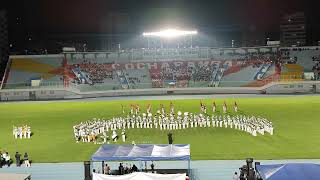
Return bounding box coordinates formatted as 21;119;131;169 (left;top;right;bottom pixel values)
256;163;320;180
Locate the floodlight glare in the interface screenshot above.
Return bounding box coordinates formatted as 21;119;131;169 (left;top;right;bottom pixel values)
143;29;198;38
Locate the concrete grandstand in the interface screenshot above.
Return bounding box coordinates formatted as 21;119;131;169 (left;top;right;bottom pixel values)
0;46;319;101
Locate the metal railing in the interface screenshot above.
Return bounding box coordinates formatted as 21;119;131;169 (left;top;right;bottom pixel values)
1;81;65;90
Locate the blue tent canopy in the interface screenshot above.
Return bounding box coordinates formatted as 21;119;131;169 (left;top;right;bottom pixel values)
256;163;320;180
91;144;190;161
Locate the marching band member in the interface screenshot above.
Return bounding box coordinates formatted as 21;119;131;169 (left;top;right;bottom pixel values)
121;104;125;114
13;126;18;139
223;101;227;114
200;100;204;113
122;129;126;142
234;102;238;113
147;104;152;114
130;105;134;114
18;127;22;139
103;131;107;143
160;104;165;115
212;101;216;113
23;126;27;138
170;102;175;115
211;116;215;128
27;127;31;139
71;103;274;144
112;130;118;142
190;113;194;128
136;104;140;114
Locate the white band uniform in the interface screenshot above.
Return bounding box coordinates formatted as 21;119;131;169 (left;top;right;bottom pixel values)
73;104;274;144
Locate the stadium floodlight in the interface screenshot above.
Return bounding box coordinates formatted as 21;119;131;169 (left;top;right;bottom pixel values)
143;29;198;38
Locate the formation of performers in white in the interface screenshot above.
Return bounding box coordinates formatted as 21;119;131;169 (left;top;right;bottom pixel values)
12;125;32;139
73;101;274;144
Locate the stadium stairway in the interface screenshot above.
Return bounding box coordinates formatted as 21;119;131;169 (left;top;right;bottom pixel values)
280;64;304;81
282;49;320;71
125;69;152;89
219;66;260;87
4;56;65;89
115;70;129;89
223;63;250;77
211;64;228;87
243;73;278;87
223;65;241;76
243;65;279;87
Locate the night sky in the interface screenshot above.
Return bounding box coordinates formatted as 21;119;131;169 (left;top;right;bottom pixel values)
2;0;320;51
5;0;316;33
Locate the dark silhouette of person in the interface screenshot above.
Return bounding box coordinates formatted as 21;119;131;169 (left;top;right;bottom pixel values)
151;161;155;173
0;151;3;168
131;164;138;172
15;152;21;167
5;152;11;167
118;163;124;175
240;171;245;180
168;132;173;144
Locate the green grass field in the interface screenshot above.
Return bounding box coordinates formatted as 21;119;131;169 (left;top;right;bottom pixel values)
1;96;320;163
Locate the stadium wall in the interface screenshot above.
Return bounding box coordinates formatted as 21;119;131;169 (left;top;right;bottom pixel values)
0;81;319;101
0;88;77;101
204;81;317;94
264;81;318;94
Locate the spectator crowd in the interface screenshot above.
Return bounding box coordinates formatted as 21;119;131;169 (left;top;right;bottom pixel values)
65;50;297;89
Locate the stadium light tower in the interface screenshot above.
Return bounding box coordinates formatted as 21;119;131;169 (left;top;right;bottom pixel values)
143;29;197;38
142;28;198;48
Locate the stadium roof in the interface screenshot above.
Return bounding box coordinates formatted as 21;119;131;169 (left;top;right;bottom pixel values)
256;163;320;180
91;144;190;161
